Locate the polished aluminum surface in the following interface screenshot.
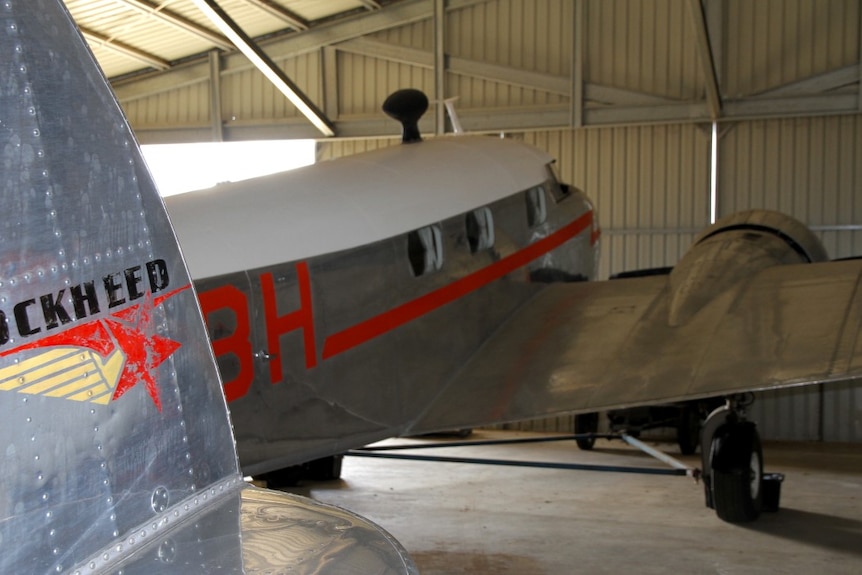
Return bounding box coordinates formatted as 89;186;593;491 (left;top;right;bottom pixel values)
88;484;416;575
188;160;599;475
0;2;416;573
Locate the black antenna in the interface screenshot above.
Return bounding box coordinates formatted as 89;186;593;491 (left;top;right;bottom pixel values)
382;89;429;144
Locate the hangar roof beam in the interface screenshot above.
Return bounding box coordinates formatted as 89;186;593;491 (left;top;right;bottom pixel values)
112;0;233;50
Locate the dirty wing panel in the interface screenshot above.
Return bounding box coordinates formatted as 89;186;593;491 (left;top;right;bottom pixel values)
409;259;862;433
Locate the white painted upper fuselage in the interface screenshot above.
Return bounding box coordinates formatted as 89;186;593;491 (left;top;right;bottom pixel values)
164;136;553;279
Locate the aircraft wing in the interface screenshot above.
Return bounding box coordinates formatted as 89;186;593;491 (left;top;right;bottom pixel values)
410;258;862;432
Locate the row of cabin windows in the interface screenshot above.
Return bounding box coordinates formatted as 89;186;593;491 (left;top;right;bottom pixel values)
408;185;549;277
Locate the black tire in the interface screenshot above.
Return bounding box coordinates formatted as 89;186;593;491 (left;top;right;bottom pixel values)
676;403;701;455
711;428;763;523
258;466;303;489
306;455;344;481
575;412;599;450
257;455;344;487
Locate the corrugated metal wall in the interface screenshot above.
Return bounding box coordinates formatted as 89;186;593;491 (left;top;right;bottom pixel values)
444;0;570;108
722;0;858;96
585;0;703;101
340;19;436;116
221;53;323;124
122;81;211;131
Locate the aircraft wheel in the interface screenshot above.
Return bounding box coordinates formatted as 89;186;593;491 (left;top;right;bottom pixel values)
676;403;701;455
574;412;599;450
258;466;303;489
307;455;344;481
257;455;344;487
711;426;763;523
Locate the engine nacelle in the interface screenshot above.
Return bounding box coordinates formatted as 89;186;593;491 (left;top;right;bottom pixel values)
667;210;828;326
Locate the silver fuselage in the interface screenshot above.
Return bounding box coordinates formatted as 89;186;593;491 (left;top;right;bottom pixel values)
166;137;598;475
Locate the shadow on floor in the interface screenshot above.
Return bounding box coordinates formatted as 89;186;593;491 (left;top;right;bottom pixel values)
744;508;862;558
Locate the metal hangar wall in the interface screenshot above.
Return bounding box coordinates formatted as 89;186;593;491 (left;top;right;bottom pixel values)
104;0;862;442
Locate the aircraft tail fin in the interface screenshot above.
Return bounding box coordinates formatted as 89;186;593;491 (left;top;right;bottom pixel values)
0;2;415;573
0;2;240;571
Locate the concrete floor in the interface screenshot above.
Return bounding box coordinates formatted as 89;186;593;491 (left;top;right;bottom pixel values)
283;430;862;575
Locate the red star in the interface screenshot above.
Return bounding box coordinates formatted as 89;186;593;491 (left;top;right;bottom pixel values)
107;287;188;411
0;285;191;411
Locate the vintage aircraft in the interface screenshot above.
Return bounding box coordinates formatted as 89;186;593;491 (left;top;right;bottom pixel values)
164;94;862;525
1;10;859;575
0;1;416;573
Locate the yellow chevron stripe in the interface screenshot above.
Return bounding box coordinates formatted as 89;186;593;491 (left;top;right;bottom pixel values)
0;348;79;391
0;347;125;404
44;370;109;398
21;360;100;395
67;383;114;404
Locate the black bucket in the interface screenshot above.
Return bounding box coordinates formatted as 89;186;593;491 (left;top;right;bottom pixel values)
761;473;784;512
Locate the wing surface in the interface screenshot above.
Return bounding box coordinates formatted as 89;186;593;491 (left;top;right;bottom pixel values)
409;259;862;432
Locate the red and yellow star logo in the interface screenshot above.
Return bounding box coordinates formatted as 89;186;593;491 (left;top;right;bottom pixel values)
0;285;190;411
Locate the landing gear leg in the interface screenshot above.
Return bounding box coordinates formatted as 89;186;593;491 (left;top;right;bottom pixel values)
700;395;764;523
676;401;702;456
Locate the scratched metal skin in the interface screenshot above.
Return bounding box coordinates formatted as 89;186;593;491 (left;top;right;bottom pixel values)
0;1;416;573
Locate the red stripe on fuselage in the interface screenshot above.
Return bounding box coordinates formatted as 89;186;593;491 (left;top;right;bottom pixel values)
321;210;594;359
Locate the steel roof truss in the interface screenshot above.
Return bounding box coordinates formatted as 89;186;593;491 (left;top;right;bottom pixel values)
112;0;233;49
239;0;309;31
82;26;171;70
192;0;335;137
686;0;722;120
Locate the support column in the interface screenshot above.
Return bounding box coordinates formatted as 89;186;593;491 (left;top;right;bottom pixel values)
208;50;224;142
571;0;585;128
433;0;446;135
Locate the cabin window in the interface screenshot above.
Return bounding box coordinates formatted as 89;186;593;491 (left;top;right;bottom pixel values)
526;186;547;227
466;207;495;253
407;225;443;277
